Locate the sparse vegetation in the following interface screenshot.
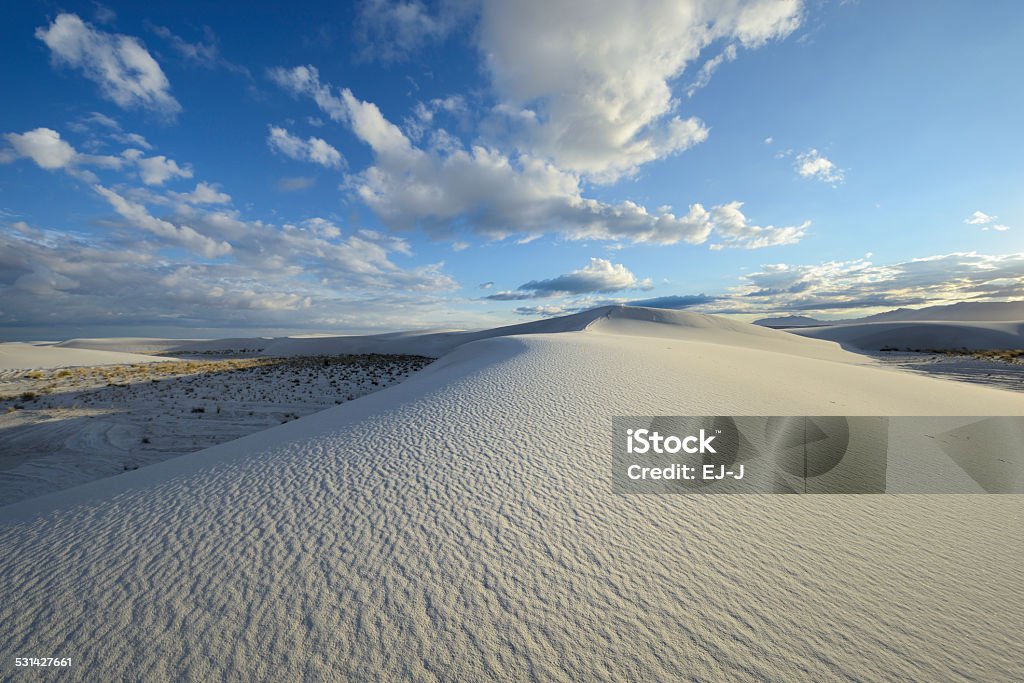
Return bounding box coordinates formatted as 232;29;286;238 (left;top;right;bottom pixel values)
880;347;1024;364
1;353;435;501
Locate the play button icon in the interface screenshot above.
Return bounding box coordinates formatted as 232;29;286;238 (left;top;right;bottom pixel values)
765;416;851;484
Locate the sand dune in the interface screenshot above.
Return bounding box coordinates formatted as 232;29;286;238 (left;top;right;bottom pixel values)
0;342;176;370
56;337;204;353
792;320;1024;351
0;355;432;505
1;307;1022;681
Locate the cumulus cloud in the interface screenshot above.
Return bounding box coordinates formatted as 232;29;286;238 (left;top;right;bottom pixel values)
722;252;1024;315
2;128;122;180
271;67;807;247
3;128;77;169
172;182;232;205
486;258;652;300
965;210;995;225
405;95;468;140
709;201;809;249
93;184;231;257
965;210;1011;232
795;148;844;185
479;0;802;181
267;126;345;168
157;206;454;293
35;13;180;115
132;153;193;185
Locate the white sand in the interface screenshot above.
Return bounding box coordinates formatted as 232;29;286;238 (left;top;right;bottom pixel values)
1;307;1022;681
792;320;1024;351
0;355;432;505
0;342;176;370
55;337;204;354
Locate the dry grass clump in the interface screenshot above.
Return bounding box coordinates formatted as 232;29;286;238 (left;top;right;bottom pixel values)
879;347;1024;363
969;349;1024;363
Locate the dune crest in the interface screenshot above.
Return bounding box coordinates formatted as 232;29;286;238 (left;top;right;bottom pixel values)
2;307;1023;681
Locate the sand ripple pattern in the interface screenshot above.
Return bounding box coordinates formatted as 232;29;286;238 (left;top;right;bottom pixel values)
1;332;1023;681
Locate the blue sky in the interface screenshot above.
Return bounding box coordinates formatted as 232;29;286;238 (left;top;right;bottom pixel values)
1;0;1022;339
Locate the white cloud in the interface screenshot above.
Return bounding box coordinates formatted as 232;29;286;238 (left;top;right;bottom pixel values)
763;136;773;144
709;201;809;249
269;65;349;122
272;69;807;248
82;112;119;129
721;252;1024;315
133;154;193;185
486;258;652;300
965;210;995;225
148;23;252;78
267;126;345;168
3;128;77;169
93;4;116;25
479;0;802;181
93;184;230;257
150;24;218;66
111;131;152;149
1;221;461;334
36;13;180;115
6;131;196;186
348;1;804;182
511;304;572;317
2;128;122;181
69;112;154;150
795;148;844;185
176;210;453;292
965;210;1010;231
173;182;232;205
405;95;468;140
355;0;470;62
687;44;738;97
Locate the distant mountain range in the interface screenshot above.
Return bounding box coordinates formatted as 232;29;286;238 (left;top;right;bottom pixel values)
751;315;827;328
754;300;1024;328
